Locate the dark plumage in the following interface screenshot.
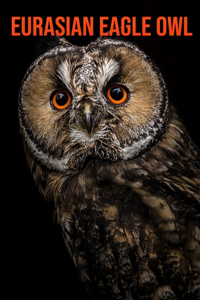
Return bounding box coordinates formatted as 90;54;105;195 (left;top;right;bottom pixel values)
19;37;200;299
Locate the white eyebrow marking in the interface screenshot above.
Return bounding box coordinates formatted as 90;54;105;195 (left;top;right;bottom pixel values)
57;57;119;93
99;58;120;89
57;60;71;87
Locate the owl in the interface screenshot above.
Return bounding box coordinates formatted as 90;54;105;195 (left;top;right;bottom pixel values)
18;36;200;299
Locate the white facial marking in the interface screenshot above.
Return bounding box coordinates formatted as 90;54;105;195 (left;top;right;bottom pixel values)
69;127;110;144
122;135;153;159
57;60;71;88
25;134;69;172
98;58;120;89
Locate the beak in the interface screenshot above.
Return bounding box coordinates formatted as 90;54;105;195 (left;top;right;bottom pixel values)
85;112;93;135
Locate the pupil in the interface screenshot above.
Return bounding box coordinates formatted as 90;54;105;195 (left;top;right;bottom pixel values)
56;92;68;105
110;87;124;101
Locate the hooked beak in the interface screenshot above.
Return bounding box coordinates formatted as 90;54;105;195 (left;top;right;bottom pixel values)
85;112;93;136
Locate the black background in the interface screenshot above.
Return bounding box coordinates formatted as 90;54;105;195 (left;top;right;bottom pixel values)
6;1;199;299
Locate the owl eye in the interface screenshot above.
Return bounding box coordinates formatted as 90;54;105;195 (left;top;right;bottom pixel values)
51;90;72;110
106;85;128;105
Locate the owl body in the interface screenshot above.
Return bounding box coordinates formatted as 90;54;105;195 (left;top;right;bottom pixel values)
19;37;200;299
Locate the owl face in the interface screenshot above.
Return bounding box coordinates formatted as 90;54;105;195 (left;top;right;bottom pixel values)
19;38;169;172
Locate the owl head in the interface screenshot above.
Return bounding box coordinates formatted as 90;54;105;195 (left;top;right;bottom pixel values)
19;37;169;173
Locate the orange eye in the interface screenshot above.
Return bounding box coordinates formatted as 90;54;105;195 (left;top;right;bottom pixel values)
52;90;71;110
106;85;128;104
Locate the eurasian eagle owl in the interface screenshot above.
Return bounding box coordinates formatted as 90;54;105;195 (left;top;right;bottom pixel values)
18;36;200;299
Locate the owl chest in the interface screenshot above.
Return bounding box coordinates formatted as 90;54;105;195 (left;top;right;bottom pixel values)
60;182;158;299
57;169;200;299
63;182;146;254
